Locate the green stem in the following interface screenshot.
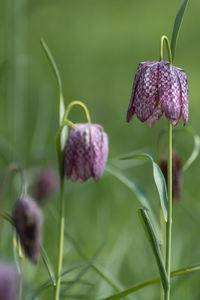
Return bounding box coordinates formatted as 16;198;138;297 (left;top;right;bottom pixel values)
165;122;172;300
160;35;172;62
160;34;173;300
62;100;91;125
54;176;65;300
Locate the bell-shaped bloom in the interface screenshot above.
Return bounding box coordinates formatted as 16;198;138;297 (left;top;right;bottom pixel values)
13;196;42;264
33;169;58;202
0;263;19;300
126;61;188;126
64;123;108;182
160;151;182;202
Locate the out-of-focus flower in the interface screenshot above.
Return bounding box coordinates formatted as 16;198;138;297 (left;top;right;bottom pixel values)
64;123;108;182
160;151;182;202
13;196;42;264
0;263;19;300
126;61;188;126
33;169;58;201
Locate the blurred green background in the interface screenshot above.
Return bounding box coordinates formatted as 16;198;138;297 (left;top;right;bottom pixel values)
0;0;200;299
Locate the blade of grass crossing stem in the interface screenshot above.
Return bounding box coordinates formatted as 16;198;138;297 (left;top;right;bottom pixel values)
41;246;56;286
40;38;68;152
138;208;168;292
102;263;200;300
121;154;168;221
171;0;189;61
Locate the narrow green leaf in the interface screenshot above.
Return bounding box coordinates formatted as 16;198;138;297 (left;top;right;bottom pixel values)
171;0;189;61
121;154;168;221
138;208;168;291
173;127;200;171
105;164;161;242
40;38;68;175
183;133;200;171
102;263;200;299
41;246;56;286
0;211;14;226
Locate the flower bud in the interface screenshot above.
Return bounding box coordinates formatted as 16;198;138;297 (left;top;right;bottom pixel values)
64;123;108;182
33;169;58;201
127;61;188;126
13;196;42;264
160;151;182;202
0;263;19;300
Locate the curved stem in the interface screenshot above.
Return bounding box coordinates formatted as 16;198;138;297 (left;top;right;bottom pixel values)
62;100;91;125
160;35;172;63
54;176;65;300
165;123;173;300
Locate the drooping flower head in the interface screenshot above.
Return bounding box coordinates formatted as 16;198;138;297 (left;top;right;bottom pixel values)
13;196;42;264
64;123;108;182
127;61;188;126
33;169;58;202
0;263;19;300
160;150;182;202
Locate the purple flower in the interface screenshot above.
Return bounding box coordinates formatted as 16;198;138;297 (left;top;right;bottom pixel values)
126;61;188;126
64;123;108;182
13;196;42;264
0;263;19;300
160;151;182;202
34;169;58;201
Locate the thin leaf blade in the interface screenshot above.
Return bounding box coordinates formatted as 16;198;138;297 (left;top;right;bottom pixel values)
138;207;168;291
121;154;168;221
41;246;56;286
171;0;189;61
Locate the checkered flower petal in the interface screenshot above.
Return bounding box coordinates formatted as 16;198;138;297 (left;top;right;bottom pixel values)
127;62;156;122
176;69;189;125
134;63;159;122
159;62;182;125
126;61;189;126
64;124;108;182
145;104;163;127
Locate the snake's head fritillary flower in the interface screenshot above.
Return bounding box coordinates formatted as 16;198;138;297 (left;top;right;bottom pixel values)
34;169;58;202
160;151;182;202
64;123;108;182
13;196;42;264
0;263;19;300
126;61;188;126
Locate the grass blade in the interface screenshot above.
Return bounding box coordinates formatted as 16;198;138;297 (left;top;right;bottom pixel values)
40;38;68;153
121;154;168;221
102;263;200;299
171;0;189;61
41;246;56;286
138;207;168;291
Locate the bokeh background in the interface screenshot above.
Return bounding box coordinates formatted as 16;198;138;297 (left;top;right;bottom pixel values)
0;0;200;299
